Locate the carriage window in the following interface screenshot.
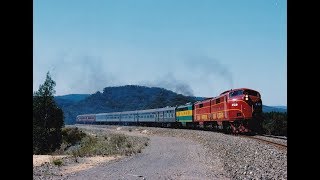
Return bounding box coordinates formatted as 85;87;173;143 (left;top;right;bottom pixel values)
216;99;220;104
199;104;203;108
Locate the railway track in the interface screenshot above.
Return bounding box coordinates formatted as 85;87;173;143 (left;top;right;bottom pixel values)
240;135;287;150
79;124;288;150
261;134;287;140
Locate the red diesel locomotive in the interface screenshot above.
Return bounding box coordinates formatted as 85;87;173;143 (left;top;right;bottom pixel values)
194;88;262;133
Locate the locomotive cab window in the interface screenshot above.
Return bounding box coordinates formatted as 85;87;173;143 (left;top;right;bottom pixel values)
229;90;243;98
199;104;203;108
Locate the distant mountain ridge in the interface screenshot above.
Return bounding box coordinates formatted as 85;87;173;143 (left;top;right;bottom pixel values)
55;94;90;102
55;85;287;124
55;94;90;109
262;105;287;113
272;106;287;109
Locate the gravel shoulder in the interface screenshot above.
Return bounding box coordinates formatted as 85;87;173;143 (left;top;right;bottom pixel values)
34;125;287;179
68;135;228;180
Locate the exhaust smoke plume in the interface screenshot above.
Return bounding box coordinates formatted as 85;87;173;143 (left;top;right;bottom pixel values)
141;73;194;96
185;55;234;88
49;53;117;95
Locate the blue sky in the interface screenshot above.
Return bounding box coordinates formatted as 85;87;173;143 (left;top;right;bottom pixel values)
33;0;287;106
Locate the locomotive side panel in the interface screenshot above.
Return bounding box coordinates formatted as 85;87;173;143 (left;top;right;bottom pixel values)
194;99;211;122
210;96;227;121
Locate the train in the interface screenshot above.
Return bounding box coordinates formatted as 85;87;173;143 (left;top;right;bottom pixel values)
76;88;263;134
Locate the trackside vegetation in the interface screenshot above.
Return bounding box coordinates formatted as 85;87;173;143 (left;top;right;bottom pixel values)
33;72;64;154
261;112;287;136
56;127;149;158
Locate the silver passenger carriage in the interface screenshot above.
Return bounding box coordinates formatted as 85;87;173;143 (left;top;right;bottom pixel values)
137;107;176;123
76;114;96;124
78;106;178;127
96;111;122;123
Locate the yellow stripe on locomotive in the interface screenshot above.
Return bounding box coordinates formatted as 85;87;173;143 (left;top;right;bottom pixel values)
176;104;193;123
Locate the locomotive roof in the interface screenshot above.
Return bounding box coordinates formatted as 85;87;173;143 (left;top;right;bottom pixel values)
194;88;259;104
219;88;259;95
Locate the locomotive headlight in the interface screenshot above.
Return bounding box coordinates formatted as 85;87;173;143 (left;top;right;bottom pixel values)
245;95;248;101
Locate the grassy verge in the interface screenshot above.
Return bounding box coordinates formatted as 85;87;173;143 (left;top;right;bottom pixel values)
56;127;149;158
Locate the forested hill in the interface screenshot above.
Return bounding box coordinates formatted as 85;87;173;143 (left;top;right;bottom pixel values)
56;85;199;124
54;94;90;108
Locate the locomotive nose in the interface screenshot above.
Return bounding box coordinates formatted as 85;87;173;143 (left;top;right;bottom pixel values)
253;99;262;112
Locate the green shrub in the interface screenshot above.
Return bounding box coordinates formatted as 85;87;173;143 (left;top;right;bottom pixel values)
110;134;127;148
62;127;86;146
67;133;149;157
52;158;63;166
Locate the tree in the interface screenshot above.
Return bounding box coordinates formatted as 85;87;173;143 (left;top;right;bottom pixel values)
261;112;287;136
33;72;64;154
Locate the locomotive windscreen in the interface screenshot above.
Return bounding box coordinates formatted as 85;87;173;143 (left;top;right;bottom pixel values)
229;89;260;98
243;90;260;97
